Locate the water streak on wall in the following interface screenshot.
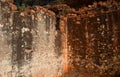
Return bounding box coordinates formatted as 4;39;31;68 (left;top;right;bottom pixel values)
31;7;62;77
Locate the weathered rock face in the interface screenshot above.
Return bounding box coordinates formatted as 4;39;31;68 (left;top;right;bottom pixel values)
11;12;33;77
0;1;62;77
30;7;62;77
1;1;120;77
0;1;12;77
60;8;120;77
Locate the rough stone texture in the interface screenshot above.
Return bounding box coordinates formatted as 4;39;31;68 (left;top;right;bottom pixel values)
0;1;12;77
11;12;33;77
61;10;120;77
0;1;62;77
30;7;62;77
1;1;120;77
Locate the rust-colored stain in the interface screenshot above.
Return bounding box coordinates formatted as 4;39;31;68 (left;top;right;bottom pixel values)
61;11;120;77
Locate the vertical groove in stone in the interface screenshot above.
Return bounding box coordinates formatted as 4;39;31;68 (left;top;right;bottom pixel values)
60;16;69;74
55;17;62;57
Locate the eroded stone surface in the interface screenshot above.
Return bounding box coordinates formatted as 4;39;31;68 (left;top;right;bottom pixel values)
0;1;120;77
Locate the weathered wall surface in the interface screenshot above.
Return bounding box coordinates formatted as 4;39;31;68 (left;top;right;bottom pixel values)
0;1;62;77
0;1;13;77
61;10;120;77
31;7;62;77
11;12;33;77
1;1;120;77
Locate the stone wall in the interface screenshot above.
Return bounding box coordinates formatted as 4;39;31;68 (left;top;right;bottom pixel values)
61;9;120;77
0;1;62;77
0;0;120;77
